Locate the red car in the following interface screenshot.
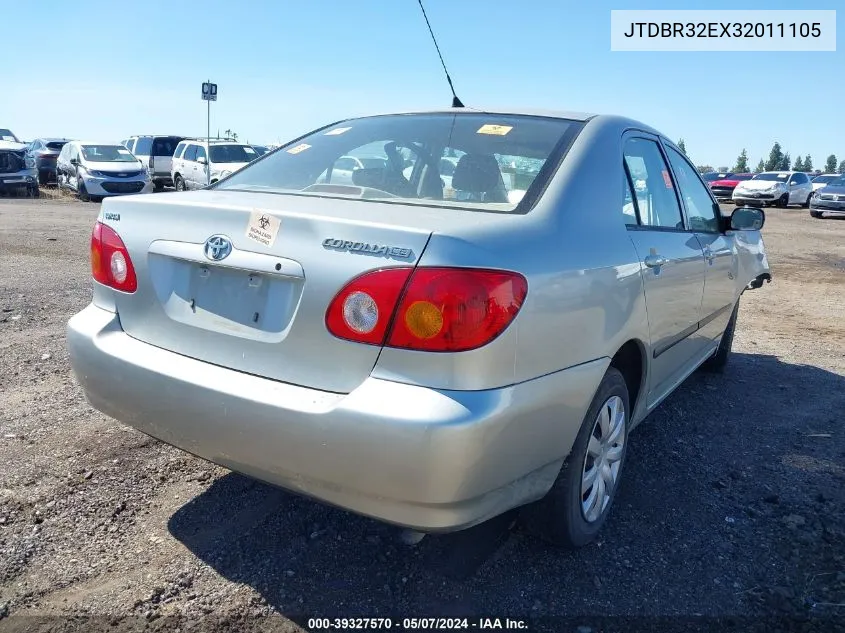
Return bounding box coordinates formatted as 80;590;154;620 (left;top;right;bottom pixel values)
709;173;755;203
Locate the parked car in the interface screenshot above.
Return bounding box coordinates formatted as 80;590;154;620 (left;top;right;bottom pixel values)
0;128;22;144
810;173;840;192
708;173;754;203
0;140;38;197
124;135;186;191
171;139;259;191
732;171;813;208
25;138;70;184
57;141;153;201
809;174;845;219
701;172;727;183
67;108;771;547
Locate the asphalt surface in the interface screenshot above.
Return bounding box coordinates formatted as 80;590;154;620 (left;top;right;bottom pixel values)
1;197;844;633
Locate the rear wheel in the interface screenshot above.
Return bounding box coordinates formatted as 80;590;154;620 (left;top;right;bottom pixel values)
520;367;629;548
174;175;185;192
77;176;90;202
777;193;789;208
701;300;739;373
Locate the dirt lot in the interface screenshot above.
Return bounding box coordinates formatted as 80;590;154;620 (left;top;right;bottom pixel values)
1;198;843;633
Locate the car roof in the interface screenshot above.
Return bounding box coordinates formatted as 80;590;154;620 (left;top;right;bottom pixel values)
360;106;597;122
130;134;185;138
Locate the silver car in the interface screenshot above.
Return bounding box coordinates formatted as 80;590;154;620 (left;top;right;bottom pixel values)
67;109;771;546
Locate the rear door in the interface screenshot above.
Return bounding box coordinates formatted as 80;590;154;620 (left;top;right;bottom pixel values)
194;145;208;188
108;191;432;393
182;144;198;188
151;136;182;180
622;135;707;402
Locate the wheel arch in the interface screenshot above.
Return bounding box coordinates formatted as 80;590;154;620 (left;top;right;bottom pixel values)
609;339;646;422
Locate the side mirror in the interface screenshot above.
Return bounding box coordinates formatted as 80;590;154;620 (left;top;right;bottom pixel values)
730;206;765;231
196;156;207;165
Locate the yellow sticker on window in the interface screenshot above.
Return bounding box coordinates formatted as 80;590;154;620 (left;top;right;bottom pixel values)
287;143;311;155
477;124;513;136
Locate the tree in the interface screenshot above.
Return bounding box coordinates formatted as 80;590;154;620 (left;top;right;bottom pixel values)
826;154;838;173
780;153;791;171
678;139;687;155
804;154;813;172
755;159;765;173
765;142;785;171
734;149;749;173
696;165;714;174
838;160;845;174
793;156;804;171
717;166;729;172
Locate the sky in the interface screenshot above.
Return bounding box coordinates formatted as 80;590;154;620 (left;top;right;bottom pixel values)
3;0;843;169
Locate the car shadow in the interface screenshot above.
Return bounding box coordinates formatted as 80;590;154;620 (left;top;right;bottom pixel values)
167;352;845;619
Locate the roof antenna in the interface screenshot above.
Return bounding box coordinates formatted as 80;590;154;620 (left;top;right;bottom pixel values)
417;0;464;108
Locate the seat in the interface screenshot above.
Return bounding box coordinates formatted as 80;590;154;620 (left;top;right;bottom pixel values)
451;154;508;203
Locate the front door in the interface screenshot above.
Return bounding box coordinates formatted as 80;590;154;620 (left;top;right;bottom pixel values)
622;136;707;402
664;144;737;340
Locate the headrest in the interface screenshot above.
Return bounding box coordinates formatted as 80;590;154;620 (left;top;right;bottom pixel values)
451;154;502;193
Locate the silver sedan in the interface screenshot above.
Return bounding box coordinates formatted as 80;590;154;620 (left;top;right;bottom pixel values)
67;108;771;546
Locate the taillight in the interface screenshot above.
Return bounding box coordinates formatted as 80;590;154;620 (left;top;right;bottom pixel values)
90;222;137;293
325;267;527;352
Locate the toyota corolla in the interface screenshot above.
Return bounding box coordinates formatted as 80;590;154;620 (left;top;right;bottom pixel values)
67;109;771;546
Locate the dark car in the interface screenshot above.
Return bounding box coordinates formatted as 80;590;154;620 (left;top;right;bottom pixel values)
809;174;845;219
26;138;71;184
702;171;732;183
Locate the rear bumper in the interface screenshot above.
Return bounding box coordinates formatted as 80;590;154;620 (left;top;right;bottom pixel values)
67;304;606;532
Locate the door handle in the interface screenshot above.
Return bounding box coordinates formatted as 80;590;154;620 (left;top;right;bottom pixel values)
703;248;715;264
644;254;669;268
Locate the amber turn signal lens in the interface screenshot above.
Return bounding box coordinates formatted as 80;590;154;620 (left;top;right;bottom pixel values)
403;301;444;339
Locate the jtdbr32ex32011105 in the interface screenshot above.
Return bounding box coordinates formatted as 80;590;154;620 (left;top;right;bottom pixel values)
67;108;771;547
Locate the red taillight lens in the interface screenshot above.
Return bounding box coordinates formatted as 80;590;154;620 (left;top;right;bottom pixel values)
325;268;414;345
325;267;527;352
90;221;137;293
388;268;527;352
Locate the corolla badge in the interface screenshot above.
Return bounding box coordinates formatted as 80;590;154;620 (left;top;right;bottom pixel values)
204;235;233;261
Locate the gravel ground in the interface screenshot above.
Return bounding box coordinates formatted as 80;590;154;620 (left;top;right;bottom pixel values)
1;198;843;633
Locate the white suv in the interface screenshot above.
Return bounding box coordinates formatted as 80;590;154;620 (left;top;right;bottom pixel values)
170;140;258;191
732;171;814;208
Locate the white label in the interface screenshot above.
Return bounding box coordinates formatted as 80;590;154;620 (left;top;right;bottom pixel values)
244;147;256;153
245;210;281;247
287;143;311;155
117;149;131;155
325;127;352;136
610;10;836;51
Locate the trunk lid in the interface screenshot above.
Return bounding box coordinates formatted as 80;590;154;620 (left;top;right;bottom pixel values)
104;190;434;393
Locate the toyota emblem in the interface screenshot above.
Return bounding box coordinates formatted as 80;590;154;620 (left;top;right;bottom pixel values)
204;235;233;261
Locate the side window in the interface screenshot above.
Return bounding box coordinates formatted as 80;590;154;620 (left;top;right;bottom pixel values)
195;146;207;162
665;146;720;233
125;139;136;153
795;173;808;185
622;169;638;226
622;138;684;229
183;144;198;162
174;142;185;159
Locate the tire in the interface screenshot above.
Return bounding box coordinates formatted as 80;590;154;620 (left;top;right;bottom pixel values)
701;300;739;373
802;194;812;208
77;176;90;202
777;193;789;208
520;367;629;548
174;175;185;192
810;210;822;219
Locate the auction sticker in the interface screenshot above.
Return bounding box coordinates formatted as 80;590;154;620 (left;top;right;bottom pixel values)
477;124;513;135
287;143;311;155
245;210;281;247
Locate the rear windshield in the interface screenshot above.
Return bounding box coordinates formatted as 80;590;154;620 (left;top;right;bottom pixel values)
81;145;138;162
215;113;582;213
152;137;183;156
209;144;257;164
812;175;837;184
46;141;67;150
133;137;153;155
